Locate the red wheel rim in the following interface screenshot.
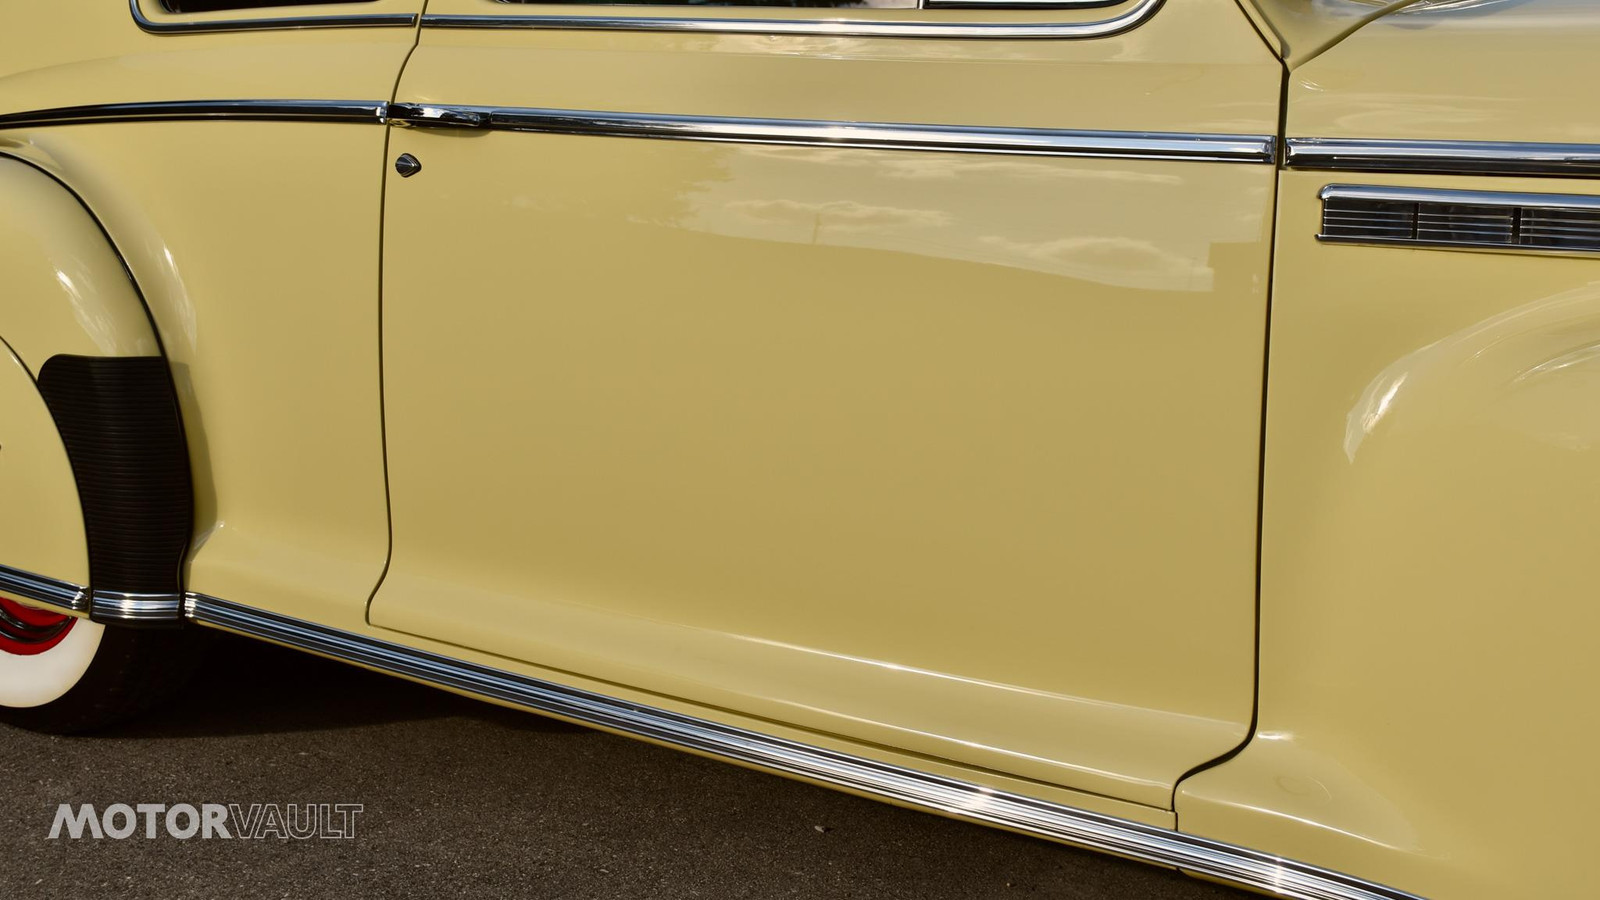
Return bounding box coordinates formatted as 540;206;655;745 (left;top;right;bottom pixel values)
0;595;75;655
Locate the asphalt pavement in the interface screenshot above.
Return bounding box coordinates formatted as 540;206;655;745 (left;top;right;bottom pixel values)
0;632;1245;900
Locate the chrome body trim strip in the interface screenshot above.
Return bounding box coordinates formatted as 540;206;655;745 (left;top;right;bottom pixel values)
1286;138;1600;179
422;0;1163;40
0;100;388;131
90;590;184;625
1318;183;1600;210
183;592;1426;900
130;0;416;33
386;103;1276;163
0;564;89;616
0;100;1271;164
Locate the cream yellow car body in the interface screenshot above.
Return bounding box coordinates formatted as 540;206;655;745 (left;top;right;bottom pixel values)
0;1;1594;898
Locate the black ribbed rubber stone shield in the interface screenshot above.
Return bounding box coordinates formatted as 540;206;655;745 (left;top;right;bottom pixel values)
36;355;192;597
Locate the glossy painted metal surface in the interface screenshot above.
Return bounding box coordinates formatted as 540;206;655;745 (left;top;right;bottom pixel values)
0;0;1592;895
4;124;398;636
1285;138;1600;179
1178;9;1600;897
1236;0;1427;66
1178;165;1600;900
0;0;418;634
190;591;1424;900
0;158;161;374
421;0;1167;40
376;0;1276;810
387;102;1276;162
1284;0;1600;146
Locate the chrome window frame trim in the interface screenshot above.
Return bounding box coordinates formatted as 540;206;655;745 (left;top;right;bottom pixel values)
181;591;1426;900
0;100;389;131
1286;138;1600;179
1316;184;1600;256
421;0;1163;40
387;103;1276;163
130;0;417;33
0;563;89;616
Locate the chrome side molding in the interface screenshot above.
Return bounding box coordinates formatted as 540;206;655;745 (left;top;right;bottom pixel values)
386;103;1277;163
0;102;1272;165
422;0;1164;40
0;563;89;616
130;0;416;33
183;591;1426;900
0;100;388;131
1286;138;1600;179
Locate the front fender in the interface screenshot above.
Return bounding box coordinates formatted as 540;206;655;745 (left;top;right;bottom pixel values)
0;156;191;625
0;157;160;373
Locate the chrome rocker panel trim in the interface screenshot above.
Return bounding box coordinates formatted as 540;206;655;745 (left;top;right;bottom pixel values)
90;591;185;625
0;100;388;131
1286;138;1600;179
422;0;1163;40
0;563;89;615
386;103;1276;163
183;592;1425;900
130;0;417;33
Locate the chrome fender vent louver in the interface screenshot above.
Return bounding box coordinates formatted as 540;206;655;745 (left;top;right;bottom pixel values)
1319;185;1600;253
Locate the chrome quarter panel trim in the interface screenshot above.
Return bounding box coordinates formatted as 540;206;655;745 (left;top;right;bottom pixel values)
385;104;1275;163
0;101;388;131
0;564;89;616
130;0;417;33
183;593;1426;900
1286;138;1600;179
90;591;184;625
422;0;1163;40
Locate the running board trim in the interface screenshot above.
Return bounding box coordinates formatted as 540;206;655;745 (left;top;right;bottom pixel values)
182;592;1423;900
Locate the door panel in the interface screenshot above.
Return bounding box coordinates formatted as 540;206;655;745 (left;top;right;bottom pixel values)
374;0;1278;808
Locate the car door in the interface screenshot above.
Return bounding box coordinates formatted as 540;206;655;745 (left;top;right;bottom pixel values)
372;0;1280;810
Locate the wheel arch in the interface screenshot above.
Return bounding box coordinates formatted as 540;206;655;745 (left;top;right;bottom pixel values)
0;153;193;626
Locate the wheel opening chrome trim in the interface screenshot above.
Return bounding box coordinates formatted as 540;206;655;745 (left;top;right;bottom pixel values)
422;0;1163;40
130;0;417;33
0;564;89;616
0;100;388;131
386;103;1276;163
182;592;1426;900
1286;138;1600;179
